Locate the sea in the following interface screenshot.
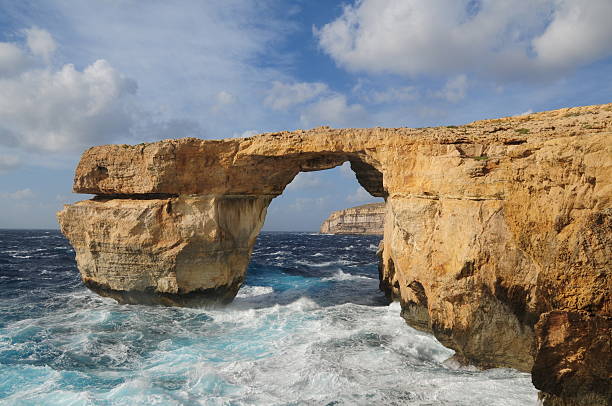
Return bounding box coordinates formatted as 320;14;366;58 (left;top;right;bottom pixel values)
0;229;538;405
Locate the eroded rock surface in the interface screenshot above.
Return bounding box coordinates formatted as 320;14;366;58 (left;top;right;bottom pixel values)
320;203;385;234
58;195;270;305
58;103;612;404
533;311;611;406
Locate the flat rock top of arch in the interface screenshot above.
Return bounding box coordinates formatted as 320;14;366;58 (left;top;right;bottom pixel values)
73;103;612;196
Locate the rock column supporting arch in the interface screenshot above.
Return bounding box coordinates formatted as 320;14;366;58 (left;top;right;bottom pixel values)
58;105;611;405
58;194;272;306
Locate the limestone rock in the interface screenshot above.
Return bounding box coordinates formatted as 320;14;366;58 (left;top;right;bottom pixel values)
58;195;270;305
533;311;611;406
58;103;612;404
320;203;385;234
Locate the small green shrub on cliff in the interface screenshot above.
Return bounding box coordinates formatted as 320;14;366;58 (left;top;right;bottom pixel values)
515;128;530;134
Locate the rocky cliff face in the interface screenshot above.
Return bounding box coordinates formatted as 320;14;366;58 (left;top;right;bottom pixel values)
320;203;385;234
58;104;611;405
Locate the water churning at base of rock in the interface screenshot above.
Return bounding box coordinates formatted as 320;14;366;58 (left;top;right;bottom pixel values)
0;230;537;405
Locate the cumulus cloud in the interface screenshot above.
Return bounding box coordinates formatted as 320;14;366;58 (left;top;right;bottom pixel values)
0;42;28;77
533;1;612;68
265;81;329;110
316;0;612;80
24;27;57;63
0;29;137;153
300;94;366;128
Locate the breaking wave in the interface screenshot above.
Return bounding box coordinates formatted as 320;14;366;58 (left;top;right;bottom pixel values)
0;230;537;405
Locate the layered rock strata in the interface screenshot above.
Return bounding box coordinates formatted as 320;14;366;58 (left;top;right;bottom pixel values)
320;202;385;234
58;195;270;305
58;104;612;405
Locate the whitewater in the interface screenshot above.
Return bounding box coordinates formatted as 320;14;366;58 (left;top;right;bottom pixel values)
0;230;537;405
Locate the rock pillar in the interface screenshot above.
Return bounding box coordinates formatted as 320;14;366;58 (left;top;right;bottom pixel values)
58;195;271;306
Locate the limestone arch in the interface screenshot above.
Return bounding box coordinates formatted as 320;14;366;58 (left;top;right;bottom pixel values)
59;138;388;306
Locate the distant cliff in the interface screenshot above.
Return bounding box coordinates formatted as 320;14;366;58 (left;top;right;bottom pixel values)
320;203;385;234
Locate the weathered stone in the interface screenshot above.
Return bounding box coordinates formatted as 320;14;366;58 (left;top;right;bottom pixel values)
58;103;612;404
533;311;611;406
58;195;270;306
320;203;385;234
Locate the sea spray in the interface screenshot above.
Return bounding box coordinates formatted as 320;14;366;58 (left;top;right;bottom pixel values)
0;230;537;405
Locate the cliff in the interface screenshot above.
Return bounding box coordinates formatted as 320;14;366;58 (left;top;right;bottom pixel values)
320;203;385;234
58;103;611;405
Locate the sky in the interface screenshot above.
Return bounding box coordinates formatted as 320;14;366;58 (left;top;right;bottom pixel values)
0;0;611;230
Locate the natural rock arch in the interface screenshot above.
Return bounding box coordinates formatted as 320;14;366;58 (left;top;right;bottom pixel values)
58;105;611;405
61;147;385;307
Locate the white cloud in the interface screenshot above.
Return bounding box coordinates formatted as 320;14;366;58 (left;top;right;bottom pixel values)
1;188;35;200
533;1;612;69
22;1;304;140
24;27;57;63
0;30;137;153
435;75;468;102
300;94;366;128
0;42;28;77
0;154;20;174
286;172;323;190
265;81;329;110
316;0;612;80
346;186;377;204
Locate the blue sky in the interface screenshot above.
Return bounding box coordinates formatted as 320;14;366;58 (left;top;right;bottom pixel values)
0;0;611;230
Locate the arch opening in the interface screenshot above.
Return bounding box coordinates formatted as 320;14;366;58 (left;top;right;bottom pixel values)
263;160;384;232
236;161;387;309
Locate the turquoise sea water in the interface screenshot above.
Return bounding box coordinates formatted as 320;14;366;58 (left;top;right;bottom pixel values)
0;230;537;405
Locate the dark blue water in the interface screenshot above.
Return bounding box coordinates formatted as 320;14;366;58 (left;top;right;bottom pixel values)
0;230;536;405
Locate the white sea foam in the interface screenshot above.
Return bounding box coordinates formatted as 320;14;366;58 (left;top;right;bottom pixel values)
0;296;538;405
295;259;353;267
236;285;274;298
0;232;537;405
322;269;374;282
265;251;286;256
